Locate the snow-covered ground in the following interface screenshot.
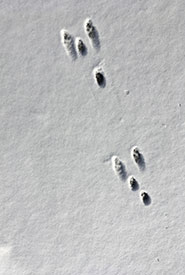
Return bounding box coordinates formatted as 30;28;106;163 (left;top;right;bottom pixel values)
1;0;185;274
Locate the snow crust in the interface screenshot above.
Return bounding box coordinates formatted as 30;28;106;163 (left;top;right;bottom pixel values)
1;0;185;274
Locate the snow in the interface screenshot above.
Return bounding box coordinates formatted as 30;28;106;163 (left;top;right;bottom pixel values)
1;0;185;274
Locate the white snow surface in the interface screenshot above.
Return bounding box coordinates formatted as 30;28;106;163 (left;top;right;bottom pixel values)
1;0;185;274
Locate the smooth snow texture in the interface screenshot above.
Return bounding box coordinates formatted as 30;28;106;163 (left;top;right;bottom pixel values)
1;0;185;274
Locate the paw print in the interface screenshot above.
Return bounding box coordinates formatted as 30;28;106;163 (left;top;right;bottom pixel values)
60;29;77;60
93;67;106;88
84;18;100;50
140;191;151;206
60;18;105;87
111;147;151;206
75;37;87;56
131;146;146;171
128;176;139;191
111;156;127;181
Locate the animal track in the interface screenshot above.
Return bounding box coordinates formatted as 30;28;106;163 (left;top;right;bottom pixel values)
131;146;145;171
93;67;106;88
60;29;77;60
59;22;151;207
111;156;127;180
84;18;100;50
128;176;139;191
75;37;87;56
140;191;151;206
60;18;106;87
111;147;151;206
